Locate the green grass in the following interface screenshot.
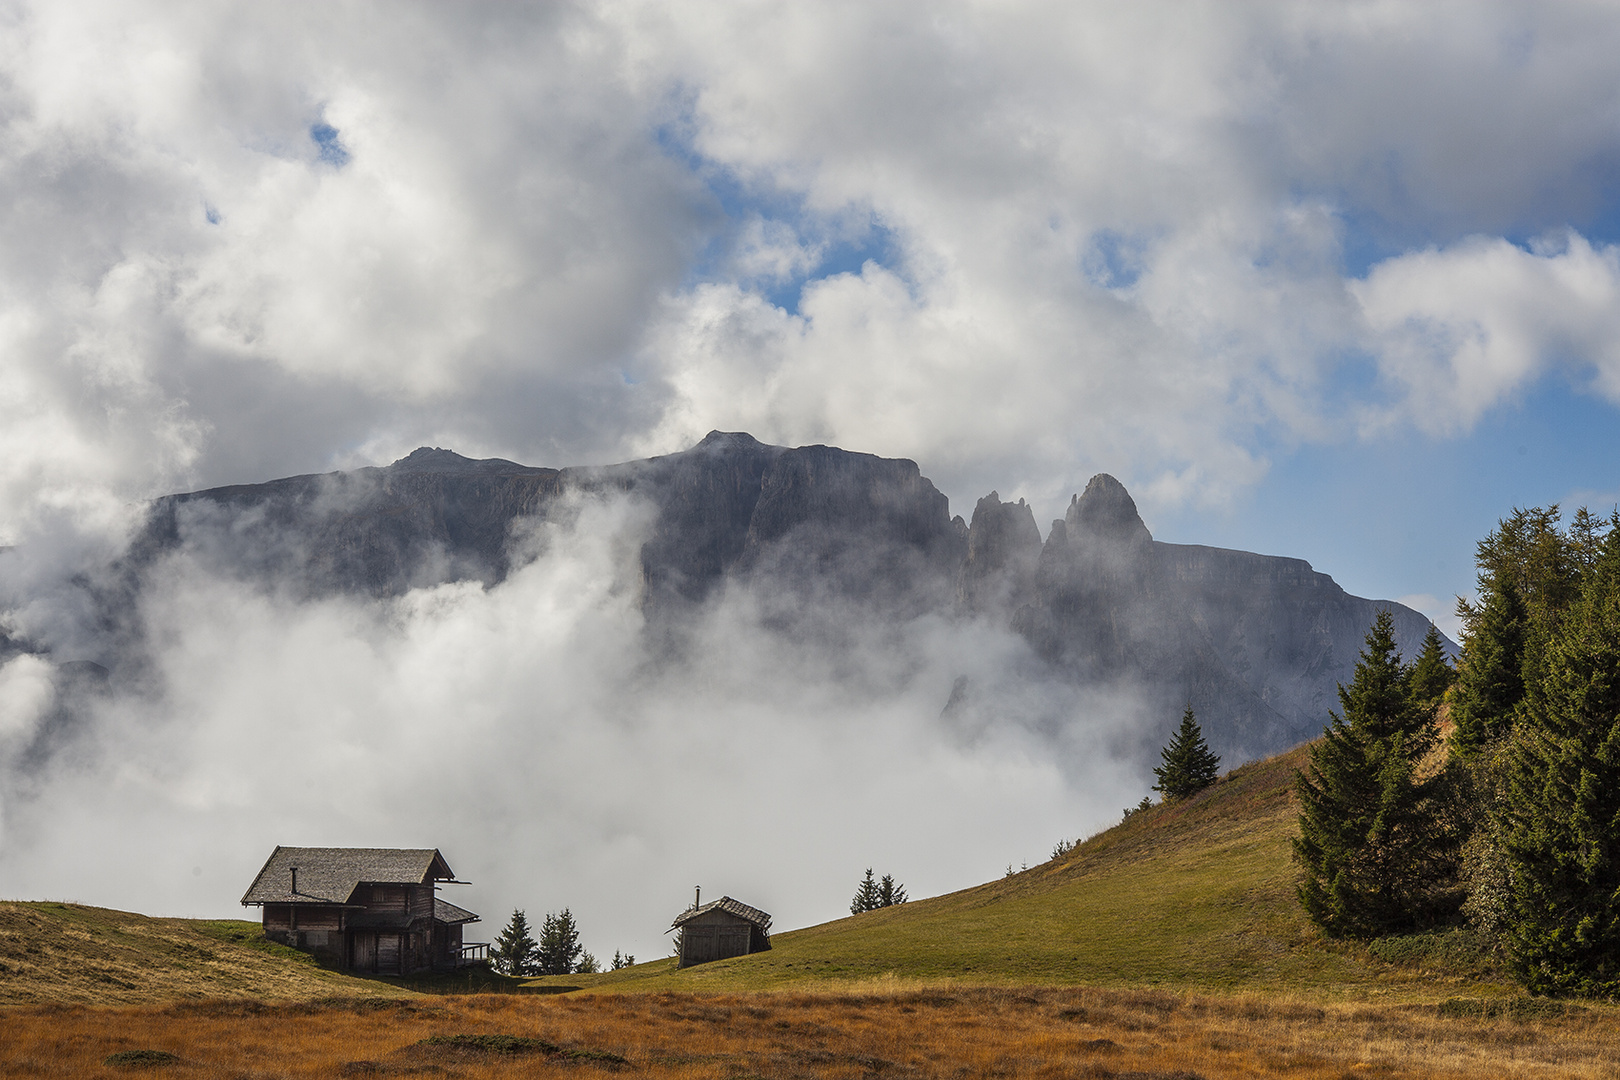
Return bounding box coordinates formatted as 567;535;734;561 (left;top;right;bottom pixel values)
533;744;1517;1001
3;740;1525;1005
0;903;407;1004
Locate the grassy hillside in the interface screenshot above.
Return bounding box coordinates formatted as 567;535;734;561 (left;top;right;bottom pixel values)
4;740;1520;1006
541;743;1516;1000
0;902;409;1005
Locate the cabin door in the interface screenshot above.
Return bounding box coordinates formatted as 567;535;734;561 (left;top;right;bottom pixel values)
352;932;376;972
377;933;402;974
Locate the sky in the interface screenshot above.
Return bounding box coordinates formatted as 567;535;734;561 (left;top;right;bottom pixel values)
4;0;1620;960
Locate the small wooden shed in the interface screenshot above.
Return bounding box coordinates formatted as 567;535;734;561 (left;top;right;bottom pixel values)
670;895;772;967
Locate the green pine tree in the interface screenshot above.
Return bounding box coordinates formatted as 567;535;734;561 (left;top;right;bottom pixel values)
850;869;882;914
490;908;538;977
1153;706;1221;799
1294;610;1462;937
1452;507;1595;757
1408;624;1456;711
1500;525;1620;996
877;874;907;907
535;908;584;975
1451;584;1528;755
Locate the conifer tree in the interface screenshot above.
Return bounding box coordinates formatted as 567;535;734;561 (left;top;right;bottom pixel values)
1152;706;1221;799
1451;584;1528;755
1452;507;1592;756
850;869;881;914
1408;624;1456;711
1295;610;1461;937
491;908;539;977
1500;525;1620;996
851;869;906;912
535;908;584;975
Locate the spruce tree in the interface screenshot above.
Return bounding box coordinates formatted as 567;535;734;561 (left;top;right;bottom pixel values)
491;909;539;977
1452;507;1593;757
850;869;881;914
1500;526;1620;996
1153;706;1221;799
535;909;584;975
1408;624;1456;711
878;874;908;907
1295;610;1461;937
1451;584;1528;755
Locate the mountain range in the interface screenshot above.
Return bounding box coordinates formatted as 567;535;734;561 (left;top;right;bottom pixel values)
108;431;1441;761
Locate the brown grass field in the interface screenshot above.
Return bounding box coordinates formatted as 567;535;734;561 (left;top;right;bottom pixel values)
4;985;1619;1079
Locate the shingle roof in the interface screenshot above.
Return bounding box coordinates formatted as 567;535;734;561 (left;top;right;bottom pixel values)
434;898;480;925
669;896;772;930
240;846;456;905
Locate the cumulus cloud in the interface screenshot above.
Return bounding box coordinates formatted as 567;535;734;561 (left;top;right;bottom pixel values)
1354;232;1620;435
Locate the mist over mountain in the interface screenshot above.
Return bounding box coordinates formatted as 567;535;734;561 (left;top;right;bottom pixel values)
99;431;1439;763
0;431;1448;954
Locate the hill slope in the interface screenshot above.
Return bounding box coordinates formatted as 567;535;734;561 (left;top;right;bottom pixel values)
4;740;1513;1005
0;903;409;1005
566;743;1511;1000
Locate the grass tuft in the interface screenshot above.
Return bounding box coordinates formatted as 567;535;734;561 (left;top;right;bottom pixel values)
417;1033;560;1054
102;1049;181;1067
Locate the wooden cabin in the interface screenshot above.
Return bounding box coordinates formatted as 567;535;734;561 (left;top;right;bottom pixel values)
240;846;481;975
670;895;772;967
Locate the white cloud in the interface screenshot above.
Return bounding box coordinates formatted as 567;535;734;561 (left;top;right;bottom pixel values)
1354;232;1620;435
1;1;1620;530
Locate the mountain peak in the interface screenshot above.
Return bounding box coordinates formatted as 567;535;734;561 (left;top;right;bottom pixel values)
388;447;538;475
694;430;769;453
1065;473;1151;545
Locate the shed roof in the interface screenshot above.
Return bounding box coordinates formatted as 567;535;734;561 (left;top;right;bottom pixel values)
434;898;480;925
669;896;772;930
240;846;457;905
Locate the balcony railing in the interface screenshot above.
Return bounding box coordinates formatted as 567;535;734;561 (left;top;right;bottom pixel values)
458;942;489;966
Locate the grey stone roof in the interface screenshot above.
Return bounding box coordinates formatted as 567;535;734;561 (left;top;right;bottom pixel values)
434;898;480;925
669;896;771;930
240;846;456;905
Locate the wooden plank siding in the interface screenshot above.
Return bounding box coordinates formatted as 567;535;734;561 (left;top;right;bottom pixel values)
678;910;759;967
243;848;477;976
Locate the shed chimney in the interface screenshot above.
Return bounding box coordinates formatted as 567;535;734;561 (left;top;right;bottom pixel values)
694;885;700;910
290;866;298;895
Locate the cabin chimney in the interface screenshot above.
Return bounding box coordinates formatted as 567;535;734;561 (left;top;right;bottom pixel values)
694;885;700;910
290;866;298;895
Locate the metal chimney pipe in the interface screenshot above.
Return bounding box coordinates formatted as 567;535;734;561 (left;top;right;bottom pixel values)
290;866;299;895
694;885;700;909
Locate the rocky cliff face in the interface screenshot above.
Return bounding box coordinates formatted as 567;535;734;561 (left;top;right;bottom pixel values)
113;431;1443;760
1001;475;1435;757
126;430;967;616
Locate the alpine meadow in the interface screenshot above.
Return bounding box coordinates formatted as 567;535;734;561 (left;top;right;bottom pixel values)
6;4;1620;1079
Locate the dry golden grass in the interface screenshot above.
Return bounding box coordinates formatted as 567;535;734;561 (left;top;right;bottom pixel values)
2;986;1617;1079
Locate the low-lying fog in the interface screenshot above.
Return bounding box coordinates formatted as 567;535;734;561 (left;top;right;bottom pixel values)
0;493;1152;963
